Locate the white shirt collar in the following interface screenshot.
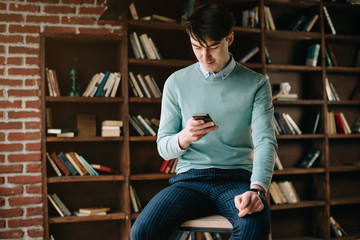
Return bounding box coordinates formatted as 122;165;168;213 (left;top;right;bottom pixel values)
199;53;236;80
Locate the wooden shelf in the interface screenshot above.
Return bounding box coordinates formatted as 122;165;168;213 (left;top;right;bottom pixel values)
274;168;326;176
265;30;321;40
46;136;124;142
47;175;126;183
45;96;124;103
330;196;360;206
130;173;175;181
49;212;126;224
129;97;161;103
266;64;322;72
276;134;326;140
270;200;326;211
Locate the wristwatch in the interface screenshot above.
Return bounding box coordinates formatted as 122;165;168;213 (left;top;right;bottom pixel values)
250;189;267;202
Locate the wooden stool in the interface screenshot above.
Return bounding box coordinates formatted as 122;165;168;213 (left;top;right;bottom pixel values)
179;215;233;240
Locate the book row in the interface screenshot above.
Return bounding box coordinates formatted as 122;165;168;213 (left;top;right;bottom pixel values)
46;151;119;177
129;72;162;98
47;192;110;217
327;112;359;134
83;71;122;98
129;115;159;136
129;32;162;60
159;158;178;174
269;181;300;205
273;112;304;135
274;149;321;170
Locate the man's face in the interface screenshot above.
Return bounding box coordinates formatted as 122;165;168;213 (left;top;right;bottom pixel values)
190;32;234;73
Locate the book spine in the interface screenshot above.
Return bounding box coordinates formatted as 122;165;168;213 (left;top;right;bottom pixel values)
46;152;62;176
50;152;71;176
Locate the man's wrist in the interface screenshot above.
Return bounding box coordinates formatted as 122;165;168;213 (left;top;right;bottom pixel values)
249;189;267;202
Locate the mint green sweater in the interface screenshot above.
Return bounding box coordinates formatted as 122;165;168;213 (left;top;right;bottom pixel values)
157;62;277;190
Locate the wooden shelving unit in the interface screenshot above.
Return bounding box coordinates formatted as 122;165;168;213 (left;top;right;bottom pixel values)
40;0;360;239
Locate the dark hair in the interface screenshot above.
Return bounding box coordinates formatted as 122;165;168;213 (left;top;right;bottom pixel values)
182;3;236;46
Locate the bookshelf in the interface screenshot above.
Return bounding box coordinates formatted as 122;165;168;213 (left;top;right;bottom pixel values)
40;0;360;239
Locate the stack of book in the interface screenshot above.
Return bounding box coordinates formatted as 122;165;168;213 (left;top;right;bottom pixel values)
129;32;162;60
129;115;159;136
74;207;110;217
269;181;300;205
298;149;321;168
128;72;162;98
272;90;298;101
47;193;71;217
101;120;123;137
47;128;77;138
82;71;121;98
242;7;259;28
45;68;61;97
129;185;142;213
325;78;340;101
129;3;176;23
327;112;352;134
288;13;318;32
273;112;302;135
330;216;347;237
159;158;178;174
264;6;276;30
46;152;99;177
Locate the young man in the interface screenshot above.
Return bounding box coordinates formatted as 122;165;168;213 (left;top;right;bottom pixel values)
131;4;277;240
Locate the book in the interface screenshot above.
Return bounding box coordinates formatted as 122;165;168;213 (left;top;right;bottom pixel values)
264;6;275;30
46;152;62;177
136;115;157;136
70;152;89;175
131;32;145;59
302;14;318;32
79;207;110;214
129;185;140;213
129;72;144;98
95;70;111;97
139;33;157;60
51;193;71;216
289;15;306;31
274;154;283;170
65;152;85;176
47;128;77;135
101;72;116;97
47;194;65;217
136;74;152;98
128;3;139;20
102;120;123;127
304;111;320;134
330;216;347;237
56;132;75;138
88;72;105;97
298;149;321;168
46;107;53;129
238;46;259;63
351;115;360;133
306;43;320;67
323;6;336;35
50;152;71;176
57;152;78;175
144;75;161;98
278;181;300;203
151;14;176;23
77;113;96;137
284;113;302;135
90;164;119;174
243;7;259;28
129;115;145;136
83;73;100;97
334;113;347;134
326;43;338;66
269;181;287;204
49;69;60;96
110;72;121;97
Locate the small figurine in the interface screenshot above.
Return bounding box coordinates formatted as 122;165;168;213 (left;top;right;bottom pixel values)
68;57;80;97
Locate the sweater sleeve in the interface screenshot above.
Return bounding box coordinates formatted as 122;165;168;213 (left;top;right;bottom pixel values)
157;74;187;160
250;76;278;191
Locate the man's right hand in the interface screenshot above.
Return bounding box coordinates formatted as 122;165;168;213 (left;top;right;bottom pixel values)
178;117;218;149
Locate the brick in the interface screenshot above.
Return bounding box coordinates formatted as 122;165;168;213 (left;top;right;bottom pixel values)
8;111;41;119
0;198;4;207
0;35;24;44
0;155;4;163
0;230;24;239
0;78;23;86
0;133;5;142
0;186;23;196
0;3;6;10
9;46;38;55
26;15;59;24
27;207;43;217
8;153;41;163
43;26;76;34
0;220;4;228
25;79;38;87
8;132;41;141
0;122;22;130
26;185;42;194
0;14;24;23
8;217;42;228
0;208;23;218
9;25;40;34
0;46;5;53
8;175;41;185
61;16;96;25
26;35;40;44
0;57;4;65
25;57;39;65
7;57;23;65
25;100;41;109
8;197;42;207
7;89;39;97
25;121;40;129
0;100;22;108
79;27;111;35
9;3;40;13
27;228;43;238
8;68;40;76
79;6;105;15
27;0;59;3
0;144;23;152
26;163;41;173
0;164;23;173
43;5;75;14
63;0;94;4
26;143;41;151
0;177;4;184
0;25;6;33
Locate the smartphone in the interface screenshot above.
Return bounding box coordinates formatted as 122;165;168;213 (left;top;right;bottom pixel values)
192;113;214;123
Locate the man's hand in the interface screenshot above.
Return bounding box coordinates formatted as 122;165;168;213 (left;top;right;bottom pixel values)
234;191;264;218
178;117;218;149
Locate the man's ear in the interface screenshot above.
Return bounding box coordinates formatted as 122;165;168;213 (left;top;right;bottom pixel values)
227;31;234;46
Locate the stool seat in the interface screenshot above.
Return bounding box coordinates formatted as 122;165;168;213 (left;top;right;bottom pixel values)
179;214;233;232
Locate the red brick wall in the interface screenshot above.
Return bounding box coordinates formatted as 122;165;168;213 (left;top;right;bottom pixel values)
0;1;122;239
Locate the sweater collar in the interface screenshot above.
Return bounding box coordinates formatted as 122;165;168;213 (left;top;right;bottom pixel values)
199;53;236;80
